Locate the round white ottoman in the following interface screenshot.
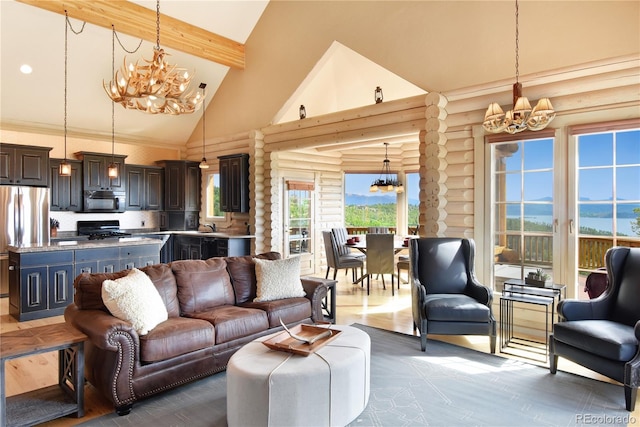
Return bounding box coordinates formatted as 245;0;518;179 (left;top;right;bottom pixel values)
227;324;370;427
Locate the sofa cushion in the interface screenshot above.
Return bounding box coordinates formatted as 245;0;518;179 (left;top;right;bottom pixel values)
140;263;180;318
254;257;306;302
172;258;235;314
101;268;169;335
226;252;281;304
241;297;312;328
187;305;269;344
74;270;129;311
140;317;214;363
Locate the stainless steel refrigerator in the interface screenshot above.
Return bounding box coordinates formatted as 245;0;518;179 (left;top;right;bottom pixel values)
0;186;50;297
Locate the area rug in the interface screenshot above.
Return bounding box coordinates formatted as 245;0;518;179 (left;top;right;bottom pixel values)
80;324;631;427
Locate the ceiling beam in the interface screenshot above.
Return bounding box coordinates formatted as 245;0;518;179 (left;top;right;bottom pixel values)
17;0;245;69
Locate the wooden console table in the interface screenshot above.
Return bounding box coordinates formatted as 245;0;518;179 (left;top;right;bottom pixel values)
0;323;87;427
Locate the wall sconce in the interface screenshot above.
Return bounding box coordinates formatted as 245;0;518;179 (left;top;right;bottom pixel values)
374;86;383;104
299;105;306;119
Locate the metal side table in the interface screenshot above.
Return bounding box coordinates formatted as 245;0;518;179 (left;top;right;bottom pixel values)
499;279;565;361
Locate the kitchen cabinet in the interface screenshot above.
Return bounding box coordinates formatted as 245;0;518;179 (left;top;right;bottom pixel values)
0;143;51;186
49;158;82;212
8;250;74;321
76;152;127;191
9;241;161;321
157;160;200;230
218;153;249;213
202;237;251;258
173;235;202;260
125;164;164;211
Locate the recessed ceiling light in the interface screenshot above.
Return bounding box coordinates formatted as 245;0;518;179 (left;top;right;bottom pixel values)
20;64;33;74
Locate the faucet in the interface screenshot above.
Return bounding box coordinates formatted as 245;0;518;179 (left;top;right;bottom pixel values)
201;223;216;232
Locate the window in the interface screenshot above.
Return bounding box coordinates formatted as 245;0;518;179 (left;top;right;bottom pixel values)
407;172;419;233
204;172;224;218
344;173;397;228
576;128;640;273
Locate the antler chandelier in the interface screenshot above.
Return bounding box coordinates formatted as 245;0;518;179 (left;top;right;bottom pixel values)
370;143;403;193
104;0;204;115
483;0;555;134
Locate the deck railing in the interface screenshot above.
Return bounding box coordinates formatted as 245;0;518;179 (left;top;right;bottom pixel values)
346;227;639;271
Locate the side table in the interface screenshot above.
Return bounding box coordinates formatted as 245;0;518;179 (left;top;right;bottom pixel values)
0;323;87;427
302;276;337;323
499;279;566;361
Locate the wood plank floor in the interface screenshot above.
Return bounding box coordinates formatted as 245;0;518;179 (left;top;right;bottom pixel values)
1;270;638;426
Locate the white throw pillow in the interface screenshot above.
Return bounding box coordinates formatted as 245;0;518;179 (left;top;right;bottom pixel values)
102;268;168;335
254;257;306;302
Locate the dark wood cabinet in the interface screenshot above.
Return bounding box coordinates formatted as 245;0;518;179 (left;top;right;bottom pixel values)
202;237;250;258
49;158;82;212
0;143;51;186
125;164;164;211
8;251;74;321
157;160;200;230
159;160;200;211
173;235;202;260
77;152;127;191
219;153;249;213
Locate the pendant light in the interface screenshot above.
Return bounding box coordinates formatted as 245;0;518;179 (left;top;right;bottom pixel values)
59;12;72;176
199;83;209;169
107;25;118;179
370;143;403;193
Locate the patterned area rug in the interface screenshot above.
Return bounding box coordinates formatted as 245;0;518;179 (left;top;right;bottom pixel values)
80;323;631;427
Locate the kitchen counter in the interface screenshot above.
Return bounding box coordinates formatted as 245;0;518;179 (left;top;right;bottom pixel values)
155;231;255;239
8;237;162;254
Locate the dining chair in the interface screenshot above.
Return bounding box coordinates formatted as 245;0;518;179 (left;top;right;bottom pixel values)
367;227;389;234
322;231;364;283
332;227;365;260
396;255;410;284
365;233;396;295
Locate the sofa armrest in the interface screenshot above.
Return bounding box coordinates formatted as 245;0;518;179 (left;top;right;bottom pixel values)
300;277;330;323
65;303;140;352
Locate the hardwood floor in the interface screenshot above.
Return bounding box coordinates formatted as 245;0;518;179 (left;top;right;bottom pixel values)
1;270;638;426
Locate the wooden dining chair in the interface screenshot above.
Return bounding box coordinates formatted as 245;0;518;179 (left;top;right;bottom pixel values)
365;233;396;295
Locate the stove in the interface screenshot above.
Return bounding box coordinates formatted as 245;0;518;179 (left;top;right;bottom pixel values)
77;220;132;240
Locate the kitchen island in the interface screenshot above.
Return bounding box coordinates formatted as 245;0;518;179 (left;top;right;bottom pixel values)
7;238;162;321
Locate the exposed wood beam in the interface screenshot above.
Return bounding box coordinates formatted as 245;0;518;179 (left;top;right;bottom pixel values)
17;0;245;69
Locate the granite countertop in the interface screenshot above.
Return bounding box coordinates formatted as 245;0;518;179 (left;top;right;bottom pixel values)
8;237;163;253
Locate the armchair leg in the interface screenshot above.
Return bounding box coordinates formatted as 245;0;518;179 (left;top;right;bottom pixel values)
625;386;637;411
489;335;496;354
420;333;427;352
549;353;558;374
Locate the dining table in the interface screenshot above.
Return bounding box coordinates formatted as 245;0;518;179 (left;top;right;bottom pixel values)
344;235;413;285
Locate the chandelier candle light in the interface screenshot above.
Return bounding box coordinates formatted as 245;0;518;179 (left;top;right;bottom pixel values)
104;0;204;115
370;143;403;193
483;0;556;134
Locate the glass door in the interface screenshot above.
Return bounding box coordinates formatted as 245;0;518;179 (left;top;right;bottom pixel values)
284;180;314;275
491;136;556;291
572;127;640;298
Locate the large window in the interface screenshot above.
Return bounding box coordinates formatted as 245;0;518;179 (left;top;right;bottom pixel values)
407;172;419;232
492;137;555;286
344;173;398;227
576;128;640;274
204;172;224;219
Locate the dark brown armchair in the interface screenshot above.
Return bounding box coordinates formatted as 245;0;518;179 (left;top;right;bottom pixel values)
550;246;640;411
410;237;496;353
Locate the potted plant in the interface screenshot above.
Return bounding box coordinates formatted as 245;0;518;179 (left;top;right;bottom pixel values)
50;218;60;237
525;268;549;287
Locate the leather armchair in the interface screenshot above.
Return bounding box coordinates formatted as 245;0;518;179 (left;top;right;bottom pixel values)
410;237;496;353
550;246;640;411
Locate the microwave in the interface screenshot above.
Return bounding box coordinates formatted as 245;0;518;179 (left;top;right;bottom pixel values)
83;190;126;213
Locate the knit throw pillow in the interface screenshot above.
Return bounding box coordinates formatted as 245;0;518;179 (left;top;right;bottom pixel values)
102;268;168;335
254;257;306;302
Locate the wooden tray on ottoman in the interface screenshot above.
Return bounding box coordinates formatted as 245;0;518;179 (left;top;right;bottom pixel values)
263;325;341;356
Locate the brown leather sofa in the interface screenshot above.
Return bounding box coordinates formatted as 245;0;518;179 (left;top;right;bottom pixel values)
64;252;328;415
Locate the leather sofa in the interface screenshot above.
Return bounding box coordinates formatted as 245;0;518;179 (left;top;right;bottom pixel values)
64;252;328;415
